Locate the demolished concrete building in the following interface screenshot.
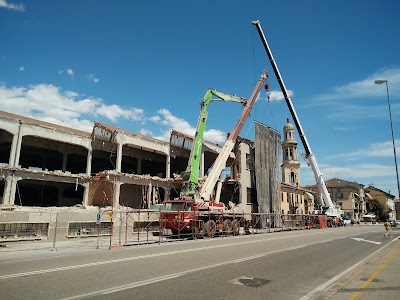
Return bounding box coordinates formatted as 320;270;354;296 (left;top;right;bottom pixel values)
0;110;314;240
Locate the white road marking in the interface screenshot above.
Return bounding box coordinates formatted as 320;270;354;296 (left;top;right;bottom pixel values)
299;238;398;300
350;237;381;245
59;244;308;300
0;231;321;280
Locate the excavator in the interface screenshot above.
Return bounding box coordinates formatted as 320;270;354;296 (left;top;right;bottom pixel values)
162;70;268;237
252;20;343;218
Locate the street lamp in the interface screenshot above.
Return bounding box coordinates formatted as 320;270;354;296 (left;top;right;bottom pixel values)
374;79;400;201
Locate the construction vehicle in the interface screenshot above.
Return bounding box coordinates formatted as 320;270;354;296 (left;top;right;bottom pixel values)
162;71;268;237
252;20;342;218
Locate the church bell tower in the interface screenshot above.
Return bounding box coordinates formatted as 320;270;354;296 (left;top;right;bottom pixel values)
281;118;301;186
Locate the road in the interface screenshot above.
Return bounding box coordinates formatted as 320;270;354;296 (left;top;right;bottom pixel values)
1;226;399;300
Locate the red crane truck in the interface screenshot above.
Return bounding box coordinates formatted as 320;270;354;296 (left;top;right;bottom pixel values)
161;71;268;238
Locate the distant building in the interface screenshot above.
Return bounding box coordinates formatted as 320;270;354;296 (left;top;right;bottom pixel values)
365;185;396;221
305;178;367;221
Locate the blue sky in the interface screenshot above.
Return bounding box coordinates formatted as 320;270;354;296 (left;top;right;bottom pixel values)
1;0;399;197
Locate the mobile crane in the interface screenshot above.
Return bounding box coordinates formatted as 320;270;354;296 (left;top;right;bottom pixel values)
162;70;268;237
179;89;247;202
252;20;342;218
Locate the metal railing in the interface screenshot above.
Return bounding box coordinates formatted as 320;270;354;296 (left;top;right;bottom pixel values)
0;210;330;251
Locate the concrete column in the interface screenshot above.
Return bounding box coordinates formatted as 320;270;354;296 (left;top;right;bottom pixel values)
137;158;142;175
113;182;121;208
82;182;90;206
86;149;92;176
62;153;68;172
3;175;17;206
2;177;13;205
165;155;170;179
56;187;64;206
164;187;170;201
116;142;123;172
9;134;18;166
9;121;22;167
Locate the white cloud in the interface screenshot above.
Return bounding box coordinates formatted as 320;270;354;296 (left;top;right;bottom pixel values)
321;163;393;179
316;67;400;101
58;69;74;79
301;162;394;188
96;104;144;122
149;115;160;122
0;0;24;11
329;140;399;161
85;74;99;83
326;103;392;121
267;90;293;102
204;129;226;144
19;66;24;71
157;108;194;134
0;83;231;145
0;83;144;132
150;108;226;144
140;128;152;136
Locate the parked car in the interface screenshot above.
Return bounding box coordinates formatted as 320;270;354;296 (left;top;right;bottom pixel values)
341;218;352;226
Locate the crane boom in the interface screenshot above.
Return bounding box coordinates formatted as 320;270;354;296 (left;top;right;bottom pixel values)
252;20;340;216
198;70;268;202
181;89;247;198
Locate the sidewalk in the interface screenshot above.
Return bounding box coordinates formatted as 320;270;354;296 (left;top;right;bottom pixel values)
0;233;166;255
314;235;400;300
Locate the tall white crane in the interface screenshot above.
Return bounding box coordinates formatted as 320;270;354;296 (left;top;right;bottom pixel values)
252;20;342;217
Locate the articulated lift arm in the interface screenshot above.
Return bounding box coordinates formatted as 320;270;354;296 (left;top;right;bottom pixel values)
181;89;246;198
252;20;336;210
198;70;268;202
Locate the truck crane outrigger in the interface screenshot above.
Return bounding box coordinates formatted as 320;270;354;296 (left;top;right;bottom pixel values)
252;20;342;218
162;71;268;237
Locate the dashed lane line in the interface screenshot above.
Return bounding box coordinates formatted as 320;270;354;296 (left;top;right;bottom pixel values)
0;231;322;280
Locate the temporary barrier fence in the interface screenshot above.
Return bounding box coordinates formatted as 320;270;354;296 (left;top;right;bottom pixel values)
0;210;335;251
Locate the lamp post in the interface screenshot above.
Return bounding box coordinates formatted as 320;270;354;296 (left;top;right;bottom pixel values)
374;79;400;201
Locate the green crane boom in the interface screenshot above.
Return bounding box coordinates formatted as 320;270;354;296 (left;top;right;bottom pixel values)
180;89;246;198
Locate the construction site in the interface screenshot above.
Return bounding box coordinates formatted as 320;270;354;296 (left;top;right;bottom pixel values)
0;21;326;246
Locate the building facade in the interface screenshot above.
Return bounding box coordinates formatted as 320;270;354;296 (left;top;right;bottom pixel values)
366;185;396;221
305;178;368;221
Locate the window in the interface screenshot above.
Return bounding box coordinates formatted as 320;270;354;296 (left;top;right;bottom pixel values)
290;172;296;184
246;153;254;170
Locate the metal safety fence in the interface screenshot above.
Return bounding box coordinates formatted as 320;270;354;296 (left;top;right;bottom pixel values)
0;209;327;251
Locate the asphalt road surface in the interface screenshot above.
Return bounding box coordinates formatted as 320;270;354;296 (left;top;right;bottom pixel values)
1;226;399;300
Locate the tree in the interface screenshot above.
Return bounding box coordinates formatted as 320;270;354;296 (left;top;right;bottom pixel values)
368;199;386;221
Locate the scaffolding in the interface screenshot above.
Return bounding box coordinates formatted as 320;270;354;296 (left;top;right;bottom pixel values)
254;121;282;228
